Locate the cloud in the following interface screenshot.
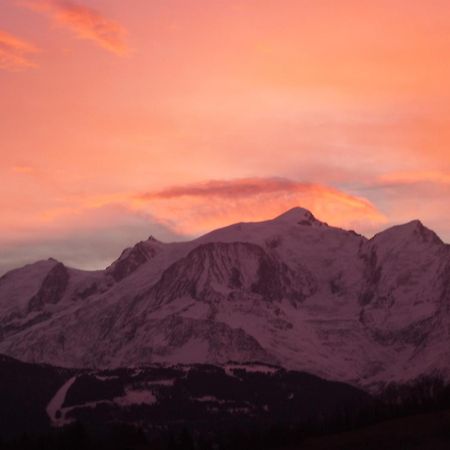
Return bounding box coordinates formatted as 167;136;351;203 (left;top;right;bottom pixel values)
141;178;306;199
137;177;387;236
24;0;129;55
0;204;182;276
0;29;39;70
6;173;448;277
0;177;389;275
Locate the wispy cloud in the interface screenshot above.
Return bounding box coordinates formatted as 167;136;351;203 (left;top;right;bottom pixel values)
137;177;387;235
0;204;182;275
0;177;388;275
8;174;450;276
0;30;39;70
24;0;129;55
140;178;308;200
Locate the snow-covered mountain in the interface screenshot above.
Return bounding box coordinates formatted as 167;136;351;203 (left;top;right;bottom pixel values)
0;207;448;390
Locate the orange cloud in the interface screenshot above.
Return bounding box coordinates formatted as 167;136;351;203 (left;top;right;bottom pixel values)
0;177;386;245
0;30;38;70
136;178;387;236
24;0;129;55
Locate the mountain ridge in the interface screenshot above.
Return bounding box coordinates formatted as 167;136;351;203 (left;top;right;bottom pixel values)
0;207;448;391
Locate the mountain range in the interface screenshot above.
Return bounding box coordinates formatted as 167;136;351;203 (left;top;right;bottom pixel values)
0;207;448;391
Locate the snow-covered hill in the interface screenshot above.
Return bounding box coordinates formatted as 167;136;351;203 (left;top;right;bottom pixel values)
0;208;448;390
0;354;370;438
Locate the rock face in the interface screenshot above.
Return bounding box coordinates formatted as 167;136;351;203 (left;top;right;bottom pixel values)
28;262;69;311
107;238;159;282
148;242;316;307
0;208;449;390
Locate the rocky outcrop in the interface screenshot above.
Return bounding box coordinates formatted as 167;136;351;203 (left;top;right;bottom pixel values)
149;242;316;307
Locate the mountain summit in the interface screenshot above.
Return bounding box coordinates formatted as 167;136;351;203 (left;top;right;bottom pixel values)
274;207;318;222
0;208;448;390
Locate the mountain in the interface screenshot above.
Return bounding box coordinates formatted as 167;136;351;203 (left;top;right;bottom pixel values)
0;207;448;390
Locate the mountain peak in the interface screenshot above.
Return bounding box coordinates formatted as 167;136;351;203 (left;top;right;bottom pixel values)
107;239;160;282
404;220;443;244
273;207;321;225
371;219;443;246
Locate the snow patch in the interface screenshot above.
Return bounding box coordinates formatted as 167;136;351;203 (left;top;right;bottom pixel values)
224;363;279;376
46;376;78;427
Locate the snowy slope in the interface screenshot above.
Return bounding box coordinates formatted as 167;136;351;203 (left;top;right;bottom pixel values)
0;207;448;390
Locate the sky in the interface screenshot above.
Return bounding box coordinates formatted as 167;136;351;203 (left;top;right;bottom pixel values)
1;0;449;274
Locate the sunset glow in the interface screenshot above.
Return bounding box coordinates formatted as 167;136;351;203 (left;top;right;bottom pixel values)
1;0;449;273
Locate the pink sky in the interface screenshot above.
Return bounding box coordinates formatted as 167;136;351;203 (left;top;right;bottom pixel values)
1;0;449;273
